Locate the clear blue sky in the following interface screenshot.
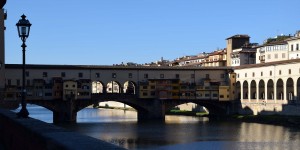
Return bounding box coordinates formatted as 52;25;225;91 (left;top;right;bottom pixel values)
4;0;300;65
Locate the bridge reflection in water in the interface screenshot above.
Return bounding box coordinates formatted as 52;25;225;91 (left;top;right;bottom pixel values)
17;105;300;150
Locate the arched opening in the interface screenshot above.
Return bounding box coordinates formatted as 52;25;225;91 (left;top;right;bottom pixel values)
165;102;209;123
267;79;274;100
286;78;294;101
250;80;256;99
242;81;248;100
166;102;209;115
258;80;265;100
79;101;137;122
298;78;300;101
107;81;121;93
242;106;254;115
235;81;241;100
123;81;136;95
98;101;133;110
92;81;104;94
276;79;284;100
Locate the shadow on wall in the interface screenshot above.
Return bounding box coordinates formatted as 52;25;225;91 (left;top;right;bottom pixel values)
239;106;254;115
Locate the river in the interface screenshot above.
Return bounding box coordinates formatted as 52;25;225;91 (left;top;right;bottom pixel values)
16;104;300;150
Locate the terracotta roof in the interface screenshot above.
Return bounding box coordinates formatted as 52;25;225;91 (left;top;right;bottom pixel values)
226;34;250;40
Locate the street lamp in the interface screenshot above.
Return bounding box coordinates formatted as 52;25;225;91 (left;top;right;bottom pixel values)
16;14;31;118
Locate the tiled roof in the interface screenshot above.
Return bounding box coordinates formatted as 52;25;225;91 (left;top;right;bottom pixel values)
226;34;250;40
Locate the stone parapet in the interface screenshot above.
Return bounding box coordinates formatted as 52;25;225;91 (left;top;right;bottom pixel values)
0;109;124;150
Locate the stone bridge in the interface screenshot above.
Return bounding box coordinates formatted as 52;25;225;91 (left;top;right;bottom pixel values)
26;93;235;123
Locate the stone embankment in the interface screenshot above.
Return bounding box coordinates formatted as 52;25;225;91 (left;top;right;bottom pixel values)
0;109;124;150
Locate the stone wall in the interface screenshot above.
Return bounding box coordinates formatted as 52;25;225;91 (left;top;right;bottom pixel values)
239;102;300;116
0;109;124;150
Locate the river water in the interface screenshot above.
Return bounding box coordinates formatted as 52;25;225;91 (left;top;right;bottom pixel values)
18;104;300;150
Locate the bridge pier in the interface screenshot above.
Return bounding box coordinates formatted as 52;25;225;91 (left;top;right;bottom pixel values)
137;99;165;122
53;99;77;124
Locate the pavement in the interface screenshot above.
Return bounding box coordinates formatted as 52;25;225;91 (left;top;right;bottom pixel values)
0;143;4;150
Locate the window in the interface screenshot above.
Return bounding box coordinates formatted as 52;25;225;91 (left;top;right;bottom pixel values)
78;72;83;78
237;74;239;78
112;73;117;78
289;69;291;74
205;74;210;79
268;54;271;59
245;73;247;77
150;86;155;89
43;72;48;77
275;54;278;59
261;72;263;76
191;74;195;78
160;74;164;79
291;44;294;51
143;86;147;89
297;44;299;51
270;71;272;76
143;92;148;96
95;73;100;78
144;74;148;79
25;71;29;77
150;91;155;96
45;93;52;97
7;79;11;86
61;72;66;77
279;70;281;75
16;79;20;86
252;72;255;77
282;53;286;58
128;73;132;78
175;74;179;79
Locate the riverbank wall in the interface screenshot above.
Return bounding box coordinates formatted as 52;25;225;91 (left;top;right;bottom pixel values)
239;102;300;116
0;109;124;150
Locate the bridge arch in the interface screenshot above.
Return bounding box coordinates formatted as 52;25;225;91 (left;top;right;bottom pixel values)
91;81;104;94
106;81;122;93
123;81;137;95
164;101;228;116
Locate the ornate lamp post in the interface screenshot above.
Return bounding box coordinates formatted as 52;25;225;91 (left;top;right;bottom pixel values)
16;14;31;118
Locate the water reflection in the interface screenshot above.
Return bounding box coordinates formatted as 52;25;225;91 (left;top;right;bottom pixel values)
18;105;300;150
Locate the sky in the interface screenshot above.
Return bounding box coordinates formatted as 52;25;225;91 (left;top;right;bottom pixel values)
3;0;300;65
